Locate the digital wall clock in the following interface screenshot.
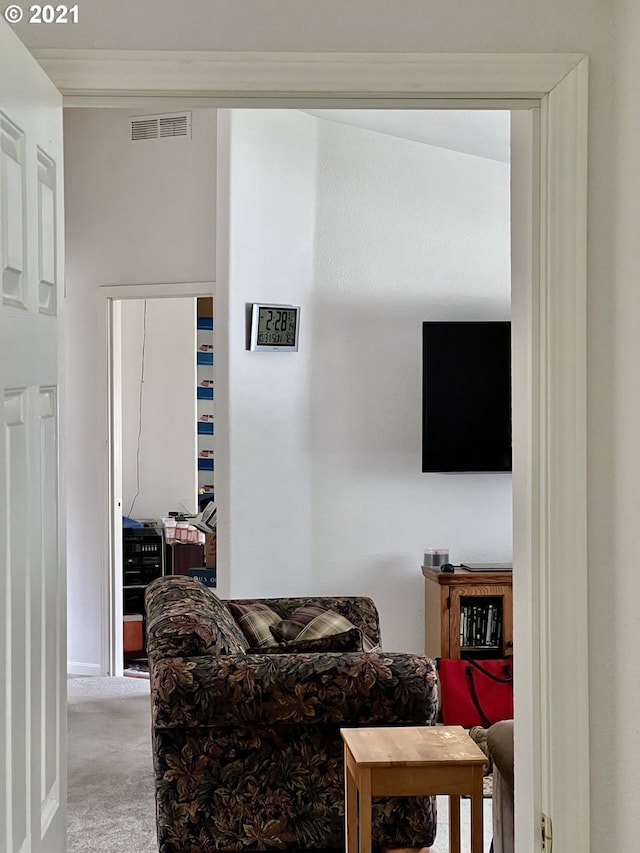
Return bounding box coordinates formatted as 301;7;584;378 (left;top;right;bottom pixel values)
249;303;300;352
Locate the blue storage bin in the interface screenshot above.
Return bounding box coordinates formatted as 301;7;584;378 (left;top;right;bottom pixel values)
188;568;217;588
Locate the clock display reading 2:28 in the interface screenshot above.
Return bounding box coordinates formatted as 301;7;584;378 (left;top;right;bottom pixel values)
256;307;298;345
249;303;300;351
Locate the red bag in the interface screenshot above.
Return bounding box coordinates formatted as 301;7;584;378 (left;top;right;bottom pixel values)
436;657;513;728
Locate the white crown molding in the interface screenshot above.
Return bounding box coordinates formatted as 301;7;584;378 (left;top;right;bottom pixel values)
33;49;586;102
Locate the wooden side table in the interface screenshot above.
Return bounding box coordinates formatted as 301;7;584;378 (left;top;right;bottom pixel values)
341;725;486;853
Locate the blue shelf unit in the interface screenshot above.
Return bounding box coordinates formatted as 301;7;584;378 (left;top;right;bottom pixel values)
197;298;215;511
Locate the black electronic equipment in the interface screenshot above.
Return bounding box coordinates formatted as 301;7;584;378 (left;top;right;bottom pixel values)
123;524;163;594
122;521;163;670
461;562;513;572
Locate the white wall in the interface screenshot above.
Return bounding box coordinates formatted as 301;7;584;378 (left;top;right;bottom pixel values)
121;298;197;520
63;108;216;672
223;110;511;652
311;117;512;651
223;110;317;598
12;0;610;56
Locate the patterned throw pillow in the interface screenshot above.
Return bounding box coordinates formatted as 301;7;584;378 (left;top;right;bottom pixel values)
249;627;364;654
227;601;281;648
270;604;380;652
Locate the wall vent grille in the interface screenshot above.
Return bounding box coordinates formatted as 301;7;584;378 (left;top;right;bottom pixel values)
130;112;192;142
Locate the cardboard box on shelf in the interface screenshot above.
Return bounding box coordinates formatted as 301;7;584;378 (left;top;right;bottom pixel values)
197;296;213;318
205;532;216;568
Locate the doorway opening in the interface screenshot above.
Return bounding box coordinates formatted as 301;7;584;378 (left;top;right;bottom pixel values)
102;282;214;674
58;48;588;848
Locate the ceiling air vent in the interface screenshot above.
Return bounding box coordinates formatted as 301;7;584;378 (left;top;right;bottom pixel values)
131;118;159;141
160;114;189;138
130;112;192;142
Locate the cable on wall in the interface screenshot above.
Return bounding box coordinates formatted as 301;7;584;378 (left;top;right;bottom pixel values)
127;299;148;519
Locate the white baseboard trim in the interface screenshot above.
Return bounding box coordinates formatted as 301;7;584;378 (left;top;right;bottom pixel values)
67;661;102;676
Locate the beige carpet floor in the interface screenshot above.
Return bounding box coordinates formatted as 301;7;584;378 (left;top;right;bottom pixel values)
67;676;493;852
67;676;158;853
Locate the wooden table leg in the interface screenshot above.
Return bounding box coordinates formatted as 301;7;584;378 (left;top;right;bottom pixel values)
448;794;461;853
470;770;484;853
358;767;372;853
344;745;358;853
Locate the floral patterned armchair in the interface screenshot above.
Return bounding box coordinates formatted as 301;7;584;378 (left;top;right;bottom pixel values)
144;575;438;853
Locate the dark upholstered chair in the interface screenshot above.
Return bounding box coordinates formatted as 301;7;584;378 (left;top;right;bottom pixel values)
487;719;514;853
144;575;439;853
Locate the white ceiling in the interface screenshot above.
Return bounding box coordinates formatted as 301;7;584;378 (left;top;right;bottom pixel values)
301;109;510;164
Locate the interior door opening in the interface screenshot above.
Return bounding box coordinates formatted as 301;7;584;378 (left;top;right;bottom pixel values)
105;285;214;676
84;75;585;850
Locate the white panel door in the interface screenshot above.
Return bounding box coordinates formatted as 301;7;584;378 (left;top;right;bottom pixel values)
0;19;66;853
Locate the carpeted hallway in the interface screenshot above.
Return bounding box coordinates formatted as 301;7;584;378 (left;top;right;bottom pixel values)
67;676;493;852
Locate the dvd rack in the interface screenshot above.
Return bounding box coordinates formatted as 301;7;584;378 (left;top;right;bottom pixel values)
459;596;503;651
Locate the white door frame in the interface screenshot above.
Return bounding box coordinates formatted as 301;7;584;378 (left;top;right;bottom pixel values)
100;281;215;677
40;50;588;852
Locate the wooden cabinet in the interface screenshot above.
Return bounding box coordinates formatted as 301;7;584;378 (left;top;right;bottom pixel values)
423;566;513;659
166;542;205;576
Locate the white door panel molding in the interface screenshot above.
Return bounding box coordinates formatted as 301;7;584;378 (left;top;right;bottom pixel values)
1;18;66;853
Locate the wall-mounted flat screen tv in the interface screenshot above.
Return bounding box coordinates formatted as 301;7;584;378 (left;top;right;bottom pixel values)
422;321;512;473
